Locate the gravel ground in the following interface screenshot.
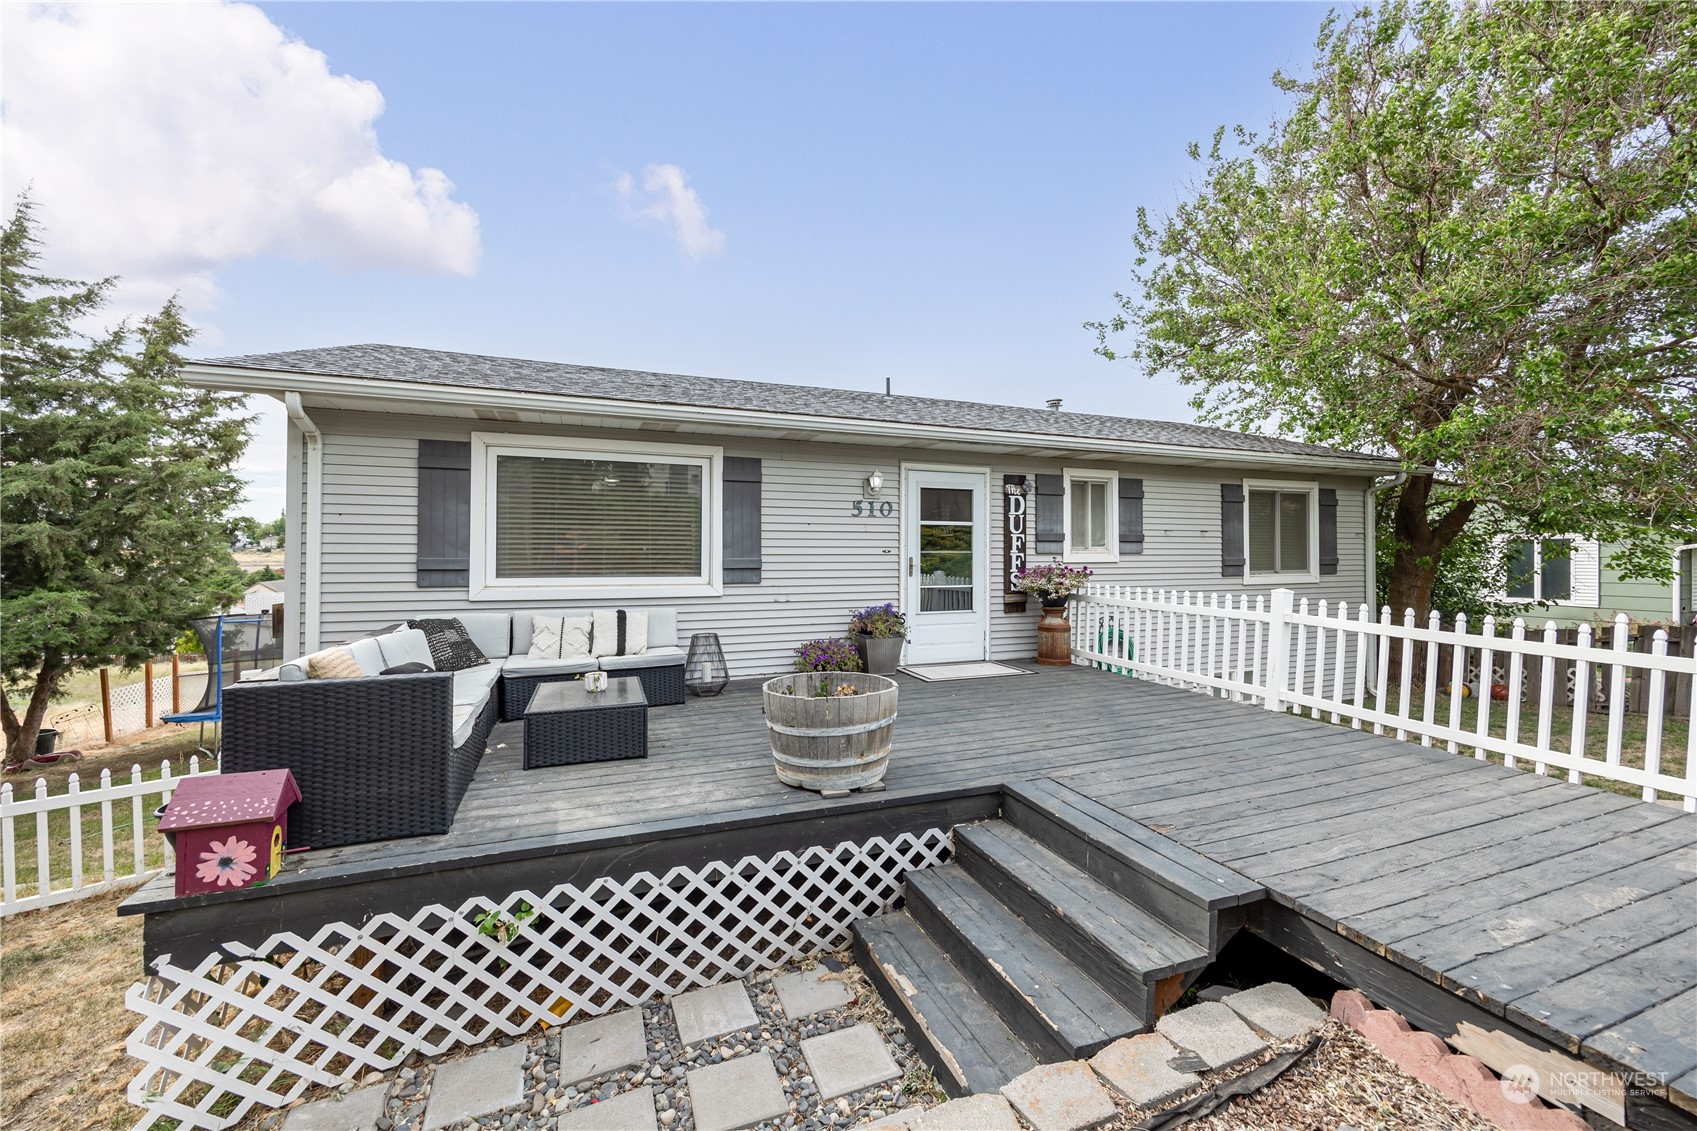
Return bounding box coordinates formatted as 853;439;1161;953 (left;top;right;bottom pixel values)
256;952;928;1131
1092;1020;1502;1131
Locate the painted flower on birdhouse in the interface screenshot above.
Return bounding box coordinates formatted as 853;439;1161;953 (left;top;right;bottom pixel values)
196;836;259;887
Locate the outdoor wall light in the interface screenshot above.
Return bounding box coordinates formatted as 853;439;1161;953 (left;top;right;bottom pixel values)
864;470;884;499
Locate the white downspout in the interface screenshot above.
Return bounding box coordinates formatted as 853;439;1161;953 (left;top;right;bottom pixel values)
284;392;324;654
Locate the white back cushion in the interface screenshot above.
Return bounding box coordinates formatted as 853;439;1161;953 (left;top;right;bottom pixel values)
377;628;435;671
344;637;388;676
647;608;677;649
456;613;512;659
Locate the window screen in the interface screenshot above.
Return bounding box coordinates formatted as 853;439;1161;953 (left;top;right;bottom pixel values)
1248;488;1311;574
494;455;703;579
1069;479;1109;553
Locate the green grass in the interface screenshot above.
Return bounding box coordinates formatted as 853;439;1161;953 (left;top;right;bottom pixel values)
1332;688;1691;804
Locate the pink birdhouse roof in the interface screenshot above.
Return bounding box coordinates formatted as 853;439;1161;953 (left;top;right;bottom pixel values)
159;769;301;831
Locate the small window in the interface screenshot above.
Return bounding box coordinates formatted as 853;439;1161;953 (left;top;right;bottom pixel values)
1246;486;1313;576
1064;470;1116;561
1506;537;1573;602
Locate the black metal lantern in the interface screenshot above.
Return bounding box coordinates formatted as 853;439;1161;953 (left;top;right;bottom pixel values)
684;632;729;696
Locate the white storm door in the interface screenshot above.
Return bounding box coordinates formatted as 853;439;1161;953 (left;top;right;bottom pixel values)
902;468;990;664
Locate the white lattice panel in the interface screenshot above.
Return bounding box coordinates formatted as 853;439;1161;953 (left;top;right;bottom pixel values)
125;828;950;1130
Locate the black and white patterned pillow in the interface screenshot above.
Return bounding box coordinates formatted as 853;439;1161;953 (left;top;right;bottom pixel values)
406;618;489;672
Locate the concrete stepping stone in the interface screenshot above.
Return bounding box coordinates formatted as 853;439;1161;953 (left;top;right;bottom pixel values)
801;1023;901;1100
423;1042;526;1129
555;1085;658;1131
671;981;759;1046
911;1093;1021;1130
556;1007;647;1087
686;1051;789;1131
283;1084;388;1130
999;1061;1118;1131
1155;1002;1267;1071
773;966;854;1019
1221;982;1327;1040
1089;1033;1200;1109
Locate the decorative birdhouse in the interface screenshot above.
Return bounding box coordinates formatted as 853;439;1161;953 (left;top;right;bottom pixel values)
160;769;301;897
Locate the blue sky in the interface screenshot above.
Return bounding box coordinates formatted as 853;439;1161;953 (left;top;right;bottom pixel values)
6;2;1335;518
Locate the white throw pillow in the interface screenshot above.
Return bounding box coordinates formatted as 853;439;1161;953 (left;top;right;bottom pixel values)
528;616;564;659
561;615;593;659
377;628;435;671
590;609;648;657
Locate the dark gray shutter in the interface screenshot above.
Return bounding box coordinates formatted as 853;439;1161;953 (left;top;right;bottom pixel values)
1118;477;1144;555
1318;487;1339;576
1033;474;1064;557
723;457;762;585
417;440;471;588
1221;483;1245;577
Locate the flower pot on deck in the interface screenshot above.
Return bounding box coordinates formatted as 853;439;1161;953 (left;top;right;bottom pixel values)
763;673;897;791
1036;601;1072;666
854;634;905;675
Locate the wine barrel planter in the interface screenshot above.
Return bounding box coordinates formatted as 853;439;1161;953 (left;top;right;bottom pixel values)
762;673;898;791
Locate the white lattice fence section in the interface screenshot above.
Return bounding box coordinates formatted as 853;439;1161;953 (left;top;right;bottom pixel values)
126;827;951;1130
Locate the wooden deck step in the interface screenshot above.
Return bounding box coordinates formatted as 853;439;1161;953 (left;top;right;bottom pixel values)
852;910;1040;1098
953;820;1209;1017
905;863;1146;1061
1003;779;1265;951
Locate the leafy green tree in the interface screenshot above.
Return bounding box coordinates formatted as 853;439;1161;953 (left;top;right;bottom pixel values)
1093;0;1696;621
1;197;250;762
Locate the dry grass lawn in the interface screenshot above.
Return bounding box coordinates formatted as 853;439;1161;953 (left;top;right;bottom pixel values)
2;891;145;1130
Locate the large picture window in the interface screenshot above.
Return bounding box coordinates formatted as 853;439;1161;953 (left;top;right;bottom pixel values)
1245;482;1316;579
471;435;720;598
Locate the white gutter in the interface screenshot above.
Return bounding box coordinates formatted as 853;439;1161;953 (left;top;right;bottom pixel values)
185;364;1405;477
1366;472;1409;613
284;392;324;653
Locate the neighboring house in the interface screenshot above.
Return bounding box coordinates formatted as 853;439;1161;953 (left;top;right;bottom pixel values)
183;345;1402;677
1501;535;1697;629
243;579;286;616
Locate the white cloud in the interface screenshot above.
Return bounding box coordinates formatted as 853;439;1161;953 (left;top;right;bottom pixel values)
1;2;480;314
615;164;726;260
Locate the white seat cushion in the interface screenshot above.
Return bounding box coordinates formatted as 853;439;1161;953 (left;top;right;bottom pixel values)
597;646;684;671
451;662;503;707
502;654;598;677
451;701;482;748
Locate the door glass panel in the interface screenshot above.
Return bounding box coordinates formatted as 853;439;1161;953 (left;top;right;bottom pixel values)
919;487;975;612
920;488;973;522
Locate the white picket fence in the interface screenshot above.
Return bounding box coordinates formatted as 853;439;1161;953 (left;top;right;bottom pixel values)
1071;585;1697;810
0;757;214;916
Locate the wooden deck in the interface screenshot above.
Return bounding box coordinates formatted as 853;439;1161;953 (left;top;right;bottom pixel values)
123;662;1697;1119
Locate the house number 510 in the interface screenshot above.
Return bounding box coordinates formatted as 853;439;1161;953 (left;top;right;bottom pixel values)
851;501;894;517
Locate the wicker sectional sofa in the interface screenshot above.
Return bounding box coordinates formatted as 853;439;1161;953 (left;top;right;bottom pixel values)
222;609;687;849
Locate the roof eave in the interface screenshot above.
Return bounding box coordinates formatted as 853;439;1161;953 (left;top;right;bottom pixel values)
184;362;1404;476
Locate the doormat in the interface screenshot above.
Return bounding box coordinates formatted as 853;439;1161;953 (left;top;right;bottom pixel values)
898;662;1033;682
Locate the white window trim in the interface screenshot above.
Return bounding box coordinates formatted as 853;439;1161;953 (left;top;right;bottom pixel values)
1243;479;1320;584
1062;468;1119;564
468;432;723;601
1498;535;1598;608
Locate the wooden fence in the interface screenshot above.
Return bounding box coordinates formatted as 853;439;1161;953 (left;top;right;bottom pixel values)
0;757;212;916
1071;585;1697;810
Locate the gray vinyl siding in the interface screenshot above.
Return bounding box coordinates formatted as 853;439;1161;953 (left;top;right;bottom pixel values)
302;409;1375;678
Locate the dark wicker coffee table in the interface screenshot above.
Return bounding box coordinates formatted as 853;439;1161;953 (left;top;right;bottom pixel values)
522;677;648;769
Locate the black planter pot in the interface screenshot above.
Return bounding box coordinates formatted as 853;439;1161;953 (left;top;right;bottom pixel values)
35;728;59;757
855;634;905;675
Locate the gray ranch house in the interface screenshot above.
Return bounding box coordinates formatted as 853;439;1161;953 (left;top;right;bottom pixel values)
185;345;1401;673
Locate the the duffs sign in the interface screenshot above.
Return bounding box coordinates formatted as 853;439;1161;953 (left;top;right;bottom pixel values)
1003;475;1029;613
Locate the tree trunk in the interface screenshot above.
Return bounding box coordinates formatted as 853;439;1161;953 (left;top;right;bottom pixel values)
1;662;66;766
1383;475;1476;684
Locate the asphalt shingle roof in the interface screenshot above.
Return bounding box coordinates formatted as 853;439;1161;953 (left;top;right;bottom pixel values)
195;343;1392;466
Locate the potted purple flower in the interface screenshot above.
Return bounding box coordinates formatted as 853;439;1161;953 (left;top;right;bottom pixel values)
848;603;908;675
1012;558;1094;666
